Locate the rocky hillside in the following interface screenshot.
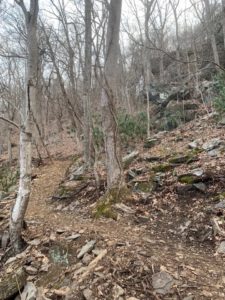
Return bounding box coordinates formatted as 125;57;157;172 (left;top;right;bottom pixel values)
1;111;225;299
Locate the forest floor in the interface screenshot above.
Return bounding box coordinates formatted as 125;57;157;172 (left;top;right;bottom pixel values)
1;112;225;299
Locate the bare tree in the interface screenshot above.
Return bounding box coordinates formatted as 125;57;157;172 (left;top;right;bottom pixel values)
83;0;92;167
101;0;123;188
10;0;39;253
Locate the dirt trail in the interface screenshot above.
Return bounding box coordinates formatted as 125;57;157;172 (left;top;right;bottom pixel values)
26;159;225;299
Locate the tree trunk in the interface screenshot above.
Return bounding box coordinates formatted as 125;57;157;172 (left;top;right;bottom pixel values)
10;0;38;253
222;0;225;50
203;0;220;66
101;0;123;188
83;0;92;167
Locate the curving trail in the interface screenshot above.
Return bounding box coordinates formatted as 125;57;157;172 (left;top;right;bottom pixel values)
26;159;225;299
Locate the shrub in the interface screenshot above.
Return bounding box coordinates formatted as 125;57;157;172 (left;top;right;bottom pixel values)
118;111;147;141
0;166;19;192
213;72;225;114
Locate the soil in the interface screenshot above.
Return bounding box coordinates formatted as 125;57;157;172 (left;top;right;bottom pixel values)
1;113;225;299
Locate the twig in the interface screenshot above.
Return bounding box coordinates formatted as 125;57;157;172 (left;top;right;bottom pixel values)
0;116;19;129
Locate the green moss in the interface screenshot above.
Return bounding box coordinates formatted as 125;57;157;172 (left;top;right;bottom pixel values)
134;176;157;193
178;174;197;184
169;151;199;165
0;166;19;192
213;192;225;201
93;185;132;219
144;138;159;149
152;163;174;173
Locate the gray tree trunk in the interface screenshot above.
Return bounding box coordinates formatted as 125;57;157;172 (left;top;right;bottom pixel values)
83;0;92;167
222;0;225;50
101;0;123;188
10;0;38;253
203;0;220;66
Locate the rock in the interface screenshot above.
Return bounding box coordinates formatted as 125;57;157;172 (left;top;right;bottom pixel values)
83;288;93;300
202;138;222;151
82;253;92;265
112;284;125;299
152;163;174;173
217;241;225;254
152;271;174;295
135;215;149;224
169;154;197;164
176;184;195;195
0;191;7;200
144;138;159;149
69;165;85;180
183;296;194;300
215;201;225;209
126;298;139;300
144;156;162;162
127;170;136;180
207;149;220;157
77;240;96;259
219;118;225;126
178;171;203;184
114;203;135;214
191;168;204;177
0;267;27;300
122;151;139;168
188;141;199;149
24;266;38;275
21;282;37;300
193;182;207;193
8;185;17;193
66;234;81;240
134;180;157;193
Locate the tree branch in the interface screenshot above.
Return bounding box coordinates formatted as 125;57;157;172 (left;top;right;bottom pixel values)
15;0;28;17
0;116;19;129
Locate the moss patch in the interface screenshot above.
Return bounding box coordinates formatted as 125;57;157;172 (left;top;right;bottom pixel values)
178;174;199;184
169;151;199;165
152;163;174;173
93;185;132;219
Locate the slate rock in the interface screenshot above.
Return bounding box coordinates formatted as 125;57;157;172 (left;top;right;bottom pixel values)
83;288;93;300
188;141;199;149
122;151;139;168
202;138;221;151
82;253;92;265
215;201;225;209
25;266;38;275
217;241;225;254
21;282;37;300
193;182;207;193
144;138;159;149
66;234;81;240
77;240;96;259
112;284;125;299
69;165;85;180
207;149;219;157
152;271;174;295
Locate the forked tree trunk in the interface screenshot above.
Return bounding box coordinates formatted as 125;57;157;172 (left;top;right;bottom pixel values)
10;0;38;253
101;0;123;188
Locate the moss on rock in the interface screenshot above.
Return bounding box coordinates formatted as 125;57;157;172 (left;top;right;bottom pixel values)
93;185;132;219
178;174;199;184
152;163;174;173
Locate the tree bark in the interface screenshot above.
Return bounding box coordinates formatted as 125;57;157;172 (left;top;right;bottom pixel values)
83;0;92;167
101;0;123;188
10;0;38;253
